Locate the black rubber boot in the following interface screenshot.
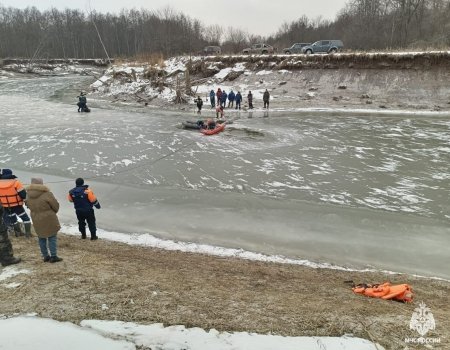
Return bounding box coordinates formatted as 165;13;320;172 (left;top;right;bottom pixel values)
13;223;24;237
24;223;32;238
1;257;21;267
49;256;63;263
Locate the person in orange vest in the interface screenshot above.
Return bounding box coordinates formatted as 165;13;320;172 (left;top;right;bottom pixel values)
0;206;21;266
67;178;101;240
0;169;32;238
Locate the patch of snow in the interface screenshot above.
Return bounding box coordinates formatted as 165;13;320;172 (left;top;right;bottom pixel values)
256;70;273;76
0;317;133;350
215;67;232;79
0;316;385;350
0;266;30;282
60;224;400;276
4;282;21;288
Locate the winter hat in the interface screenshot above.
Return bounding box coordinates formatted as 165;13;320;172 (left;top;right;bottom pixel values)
0;169;16;179
75;178;84;186
31;178;43;185
1;169;12;177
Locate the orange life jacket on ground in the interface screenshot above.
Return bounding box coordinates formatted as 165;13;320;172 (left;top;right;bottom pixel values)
352;282;413;303
0;179;25;207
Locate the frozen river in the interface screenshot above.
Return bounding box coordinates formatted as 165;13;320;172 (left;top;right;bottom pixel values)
1;74;449;279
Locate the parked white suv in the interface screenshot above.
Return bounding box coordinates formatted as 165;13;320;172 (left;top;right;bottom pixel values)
242;43;274;55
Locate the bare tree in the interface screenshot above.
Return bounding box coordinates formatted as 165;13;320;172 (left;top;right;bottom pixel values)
223;27;248;53
203;24;223;45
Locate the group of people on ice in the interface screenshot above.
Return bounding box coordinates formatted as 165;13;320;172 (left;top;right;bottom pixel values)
0;168;101;267
209;88;244;110
195;88;271;113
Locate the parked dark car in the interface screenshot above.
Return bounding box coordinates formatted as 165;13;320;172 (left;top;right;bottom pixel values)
283;43;310;54
201;46;221;56
301;40;344;54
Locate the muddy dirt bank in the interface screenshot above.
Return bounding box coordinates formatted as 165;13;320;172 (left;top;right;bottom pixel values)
1;234;449;350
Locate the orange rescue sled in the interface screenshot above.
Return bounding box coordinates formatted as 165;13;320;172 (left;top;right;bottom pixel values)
352;282;413;303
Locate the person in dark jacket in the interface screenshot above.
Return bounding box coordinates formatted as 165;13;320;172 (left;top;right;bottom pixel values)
247;91;254;109
0;206;21;267
220;90;227;108
263;89;270;109
195;96;203;114
77;92;87;112
209;90;215;108
227;90;236;108
26;178;62;263
206;118;216;130
235;91;242;110
0;169;31;237
68;178;101;240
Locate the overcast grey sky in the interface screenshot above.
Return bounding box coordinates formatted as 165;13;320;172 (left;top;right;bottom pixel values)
0;0;349;35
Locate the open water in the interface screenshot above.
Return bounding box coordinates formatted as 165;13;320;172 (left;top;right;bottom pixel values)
0;74;449;278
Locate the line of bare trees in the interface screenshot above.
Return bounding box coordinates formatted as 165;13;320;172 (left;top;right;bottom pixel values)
0;1;449;60
0;6;209;58
271;0;450;50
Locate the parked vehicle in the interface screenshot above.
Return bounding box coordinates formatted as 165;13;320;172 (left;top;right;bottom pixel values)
283;43;310;54
201;46;221;56
301;40;344;54
242;43;274;55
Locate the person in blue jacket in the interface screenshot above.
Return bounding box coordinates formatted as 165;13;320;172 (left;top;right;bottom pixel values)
220;90;227;108
209;90;215;108
235;91;243;110
68;178;101;240
227;90;236;108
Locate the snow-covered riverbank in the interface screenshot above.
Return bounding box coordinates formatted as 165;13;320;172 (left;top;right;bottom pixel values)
86;52;450;114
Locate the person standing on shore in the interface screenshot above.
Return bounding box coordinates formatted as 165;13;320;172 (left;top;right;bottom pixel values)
68;178;101;240
220;90;227;108
216;88;222;107
263;89;270;109
0;169;32;238
247;91;254;109
0;206;21;267
195;96;203;114
235;91;242;110
227;90;235;108
26;178;62;263
209;90;215;108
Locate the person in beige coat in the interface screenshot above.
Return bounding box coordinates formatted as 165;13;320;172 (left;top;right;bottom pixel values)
26;178;62;263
